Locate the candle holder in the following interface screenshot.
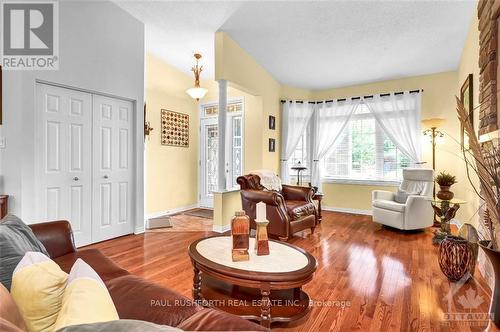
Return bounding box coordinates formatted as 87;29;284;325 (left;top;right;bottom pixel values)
255;219;270;256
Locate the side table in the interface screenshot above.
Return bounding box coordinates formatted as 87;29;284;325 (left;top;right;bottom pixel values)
291;166;307;186
427;198;466;244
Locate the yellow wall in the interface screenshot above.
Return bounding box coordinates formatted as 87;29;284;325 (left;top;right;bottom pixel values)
322;184;397;211
215;32;282;173
145;54;199;215
455;12;481;225
213;190;242;229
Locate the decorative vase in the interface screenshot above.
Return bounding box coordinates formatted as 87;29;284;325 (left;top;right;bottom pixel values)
479;240;500;328
231;211;249;262
437;185;454;200
255;220;270;256
438;235;474;281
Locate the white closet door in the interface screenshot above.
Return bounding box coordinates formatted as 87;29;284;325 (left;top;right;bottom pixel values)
36;84;92;247
92;95;134;242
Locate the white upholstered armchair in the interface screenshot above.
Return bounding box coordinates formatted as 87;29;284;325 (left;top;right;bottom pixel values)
372;168;434;230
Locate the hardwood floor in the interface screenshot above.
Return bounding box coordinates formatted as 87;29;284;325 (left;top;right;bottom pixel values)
89;211;499;331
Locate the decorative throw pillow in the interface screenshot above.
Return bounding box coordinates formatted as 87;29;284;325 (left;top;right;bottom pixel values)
0;215;49;290
53;259;119;331
0;283;26;331
250;170;282;191
11;252;68;332
395;189;410;204
395;188;422;204
56;319;182;332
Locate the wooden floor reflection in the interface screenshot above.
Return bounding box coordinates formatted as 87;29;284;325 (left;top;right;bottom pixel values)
89;211;499;331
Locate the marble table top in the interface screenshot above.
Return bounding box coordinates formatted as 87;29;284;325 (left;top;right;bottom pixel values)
195;236;309;273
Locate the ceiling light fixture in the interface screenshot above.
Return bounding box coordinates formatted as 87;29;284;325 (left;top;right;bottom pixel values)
186;53;208;101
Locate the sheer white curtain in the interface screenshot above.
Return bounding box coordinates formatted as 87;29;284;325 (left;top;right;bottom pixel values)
309;99;360;192
280;101;314;184
365;92;422;163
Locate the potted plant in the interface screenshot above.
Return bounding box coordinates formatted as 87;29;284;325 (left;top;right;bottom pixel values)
435;171;457;200
456;97;500;327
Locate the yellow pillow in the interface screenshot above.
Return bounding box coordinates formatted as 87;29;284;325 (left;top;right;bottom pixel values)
11;252;68;332
53;259;118;331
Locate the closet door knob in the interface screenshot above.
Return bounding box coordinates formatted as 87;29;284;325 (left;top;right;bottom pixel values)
103;175;109;179
73;177;79;181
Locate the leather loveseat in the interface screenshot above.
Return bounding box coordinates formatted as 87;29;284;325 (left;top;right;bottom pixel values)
28;220;267;331
237;174;317;241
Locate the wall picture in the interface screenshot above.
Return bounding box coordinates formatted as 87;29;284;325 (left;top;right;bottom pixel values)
269;115;276;130
268;138;275;152
460;74;473;150
161;109;189;147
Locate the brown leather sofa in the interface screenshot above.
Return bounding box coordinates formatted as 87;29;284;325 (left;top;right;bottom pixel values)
237;174;317;241
28;220;267;331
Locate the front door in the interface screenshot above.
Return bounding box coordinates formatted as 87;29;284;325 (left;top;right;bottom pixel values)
199;102;244;208
200;117;218;208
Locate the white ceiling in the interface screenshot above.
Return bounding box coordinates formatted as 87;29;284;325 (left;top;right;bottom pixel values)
115;0;476;90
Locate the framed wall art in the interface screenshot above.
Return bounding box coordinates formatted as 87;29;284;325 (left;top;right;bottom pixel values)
268;138;275;152
460;74;473;150
161;109;189;147
269;115;276;130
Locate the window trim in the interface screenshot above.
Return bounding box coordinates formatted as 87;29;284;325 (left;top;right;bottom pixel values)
321;177;401;186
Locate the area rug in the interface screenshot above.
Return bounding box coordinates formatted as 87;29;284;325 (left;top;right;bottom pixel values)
146;214;213;233
146;216;173;230
180;208;214;219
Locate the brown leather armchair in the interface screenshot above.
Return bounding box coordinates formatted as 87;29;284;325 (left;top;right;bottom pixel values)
237;174;317;241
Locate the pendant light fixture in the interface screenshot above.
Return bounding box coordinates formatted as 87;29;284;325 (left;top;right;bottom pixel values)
186;53;208;101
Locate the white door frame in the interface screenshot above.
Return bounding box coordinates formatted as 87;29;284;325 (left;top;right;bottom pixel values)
199;117;218;208
34;80;140;245
198;98;244;208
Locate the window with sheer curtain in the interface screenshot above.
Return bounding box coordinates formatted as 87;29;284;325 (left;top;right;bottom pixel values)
323;104;410;182
289;128;310;183
288;103;411;184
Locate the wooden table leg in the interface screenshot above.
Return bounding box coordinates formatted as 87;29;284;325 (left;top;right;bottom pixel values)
318;197;322;224
293;287;301;301
192;265;201;301
260;285;271;328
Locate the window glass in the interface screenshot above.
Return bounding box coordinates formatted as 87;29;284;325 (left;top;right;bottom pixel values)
309;103;411;182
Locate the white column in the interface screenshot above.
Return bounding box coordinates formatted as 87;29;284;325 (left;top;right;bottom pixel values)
217;80;227;191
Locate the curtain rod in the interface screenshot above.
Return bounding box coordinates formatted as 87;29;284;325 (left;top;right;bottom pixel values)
280;89;423;104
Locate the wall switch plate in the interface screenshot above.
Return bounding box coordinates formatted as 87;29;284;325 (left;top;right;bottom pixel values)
0;137;5;149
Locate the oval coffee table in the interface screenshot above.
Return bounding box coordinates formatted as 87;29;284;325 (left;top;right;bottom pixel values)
188;236;317;328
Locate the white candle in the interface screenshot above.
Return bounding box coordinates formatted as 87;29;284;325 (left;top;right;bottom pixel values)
256;201;266;221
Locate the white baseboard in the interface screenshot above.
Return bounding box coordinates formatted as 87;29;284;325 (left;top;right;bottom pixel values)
212;224;231;233
322;206;372;216
134;226;145;234
145;203;199;220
